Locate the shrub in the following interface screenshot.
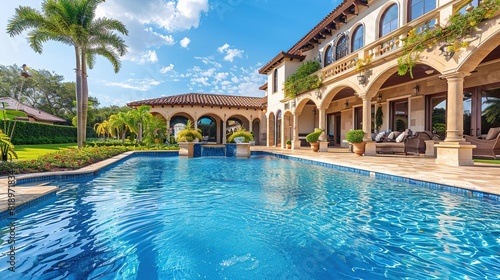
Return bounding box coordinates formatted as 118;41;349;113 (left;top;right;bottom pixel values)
227;129;254;143
306;128;323;143
286;139;292;145
346;129;365;143
284;60;322;98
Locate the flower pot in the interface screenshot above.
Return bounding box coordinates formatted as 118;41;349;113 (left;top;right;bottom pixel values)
352;142;366;156
286;144;291;149
310;142;319;152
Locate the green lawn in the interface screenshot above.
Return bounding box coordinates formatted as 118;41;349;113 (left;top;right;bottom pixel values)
15;143;77;160
474;159;500;164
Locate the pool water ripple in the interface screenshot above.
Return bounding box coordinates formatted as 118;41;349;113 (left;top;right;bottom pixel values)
0;156;499;279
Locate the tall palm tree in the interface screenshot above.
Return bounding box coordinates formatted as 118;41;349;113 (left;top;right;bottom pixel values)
93;120;109;140
7;0;128;148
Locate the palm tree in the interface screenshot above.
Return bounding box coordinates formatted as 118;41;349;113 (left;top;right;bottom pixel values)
108;112;131;144
93;120;110;140
7;0;128;148
128;105;152;142
483;98;500;125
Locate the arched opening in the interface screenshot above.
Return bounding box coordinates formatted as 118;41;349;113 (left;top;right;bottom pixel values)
276;110;282;147
252;119;261;145
324;45;333;67
352;25;364;52
380;3;398;37
170;115;189;142
335;35;348;60
198;115;217;142
268;113;276;146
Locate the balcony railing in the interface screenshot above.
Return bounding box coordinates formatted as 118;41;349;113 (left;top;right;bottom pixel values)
320;7;442;83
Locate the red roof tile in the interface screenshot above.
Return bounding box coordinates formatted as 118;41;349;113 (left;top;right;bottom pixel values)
0;97;66;123
127;93;267;109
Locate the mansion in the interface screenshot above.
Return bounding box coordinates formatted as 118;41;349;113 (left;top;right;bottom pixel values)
128;0;500;166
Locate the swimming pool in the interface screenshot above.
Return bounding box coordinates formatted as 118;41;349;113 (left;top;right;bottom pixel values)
1;155;499;279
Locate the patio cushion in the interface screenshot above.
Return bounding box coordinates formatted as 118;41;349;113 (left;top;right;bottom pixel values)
375;131;386;142
396;131;407;143
485;127;500;140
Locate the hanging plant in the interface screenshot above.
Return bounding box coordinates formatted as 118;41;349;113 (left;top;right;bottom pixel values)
375;106;383;132
284;60;322;98
398;0;500;77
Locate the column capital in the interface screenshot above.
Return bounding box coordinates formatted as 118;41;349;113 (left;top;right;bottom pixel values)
439;71;470;81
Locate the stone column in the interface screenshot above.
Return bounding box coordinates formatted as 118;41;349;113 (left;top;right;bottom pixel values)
443;72;466;142
249;115;253;133
166;118;171;143
361;95;372;142
292;113;301;149
318;106;328;152
222;115;227;144
434;72;475;166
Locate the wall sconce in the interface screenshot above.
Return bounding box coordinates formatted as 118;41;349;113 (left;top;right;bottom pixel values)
344;100;349;109
377;93;382;103
412;85;420;96
357;72;366;85
291;100;296;108
312;108;316;115
439;44;455;61
425;69;435;75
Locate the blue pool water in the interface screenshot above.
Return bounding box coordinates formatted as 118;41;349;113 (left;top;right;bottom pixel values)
0;155;499;279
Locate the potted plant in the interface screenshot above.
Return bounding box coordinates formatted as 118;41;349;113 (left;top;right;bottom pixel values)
286;139;292;149
227;128;253;157
346;129;366;156
177;120;202;158
306;128;323;152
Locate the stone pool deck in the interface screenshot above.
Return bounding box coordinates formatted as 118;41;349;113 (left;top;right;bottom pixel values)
0;147;499;215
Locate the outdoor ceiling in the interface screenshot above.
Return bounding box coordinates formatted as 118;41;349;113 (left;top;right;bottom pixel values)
381;64;438;89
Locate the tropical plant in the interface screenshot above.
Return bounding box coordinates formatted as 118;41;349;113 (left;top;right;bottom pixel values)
7;0;129;148
227;127;254;143
0;131;17;161
346;129;365;143
305;128;324;143
94;120;110;140
483;98;500;125
143;114;167;144
398;0;500;77
108;112;131;144
176;120;202;142
375;106;383;132
127;105;152;142
284;60;322;98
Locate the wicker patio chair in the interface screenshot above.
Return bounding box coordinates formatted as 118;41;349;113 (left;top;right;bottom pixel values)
464;127;500;159
404;131;436;155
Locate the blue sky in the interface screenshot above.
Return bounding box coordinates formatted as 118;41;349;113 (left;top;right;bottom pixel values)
1;0;340;107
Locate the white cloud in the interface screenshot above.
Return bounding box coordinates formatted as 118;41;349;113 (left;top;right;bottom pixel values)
160;63;175;73
217;43;244;62
144;27;175;45
138;50;158;64
194;56;222;68
215;72;229;82
191;77;210;86
97;0;209;32
105;78;161;91
201;68;216;77
217;43;230;53
180;37;191;48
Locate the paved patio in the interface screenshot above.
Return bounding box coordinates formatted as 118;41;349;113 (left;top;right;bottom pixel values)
0;148;498;215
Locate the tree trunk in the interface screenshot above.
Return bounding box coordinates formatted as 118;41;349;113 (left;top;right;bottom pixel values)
75;46;83;149
81;49;89;147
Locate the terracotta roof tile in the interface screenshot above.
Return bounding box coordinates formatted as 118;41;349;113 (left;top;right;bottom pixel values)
127;93;267;109
0;97;66;123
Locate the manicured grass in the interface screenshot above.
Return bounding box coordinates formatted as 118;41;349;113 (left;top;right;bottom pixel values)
15;143;77;160
474;159;500;164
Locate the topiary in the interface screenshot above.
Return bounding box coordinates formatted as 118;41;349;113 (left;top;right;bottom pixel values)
305;128;323;143
346;129;365;143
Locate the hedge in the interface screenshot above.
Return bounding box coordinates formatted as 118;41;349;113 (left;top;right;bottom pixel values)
0;120;96;145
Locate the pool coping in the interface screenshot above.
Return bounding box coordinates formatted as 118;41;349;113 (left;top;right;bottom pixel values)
0;149;498;219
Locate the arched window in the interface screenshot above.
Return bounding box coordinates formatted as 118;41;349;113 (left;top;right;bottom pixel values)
324;45;333;67
273;69;278;93
352;25;364;52
409;0;436;21
335;35;348;60
380;4;399;37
